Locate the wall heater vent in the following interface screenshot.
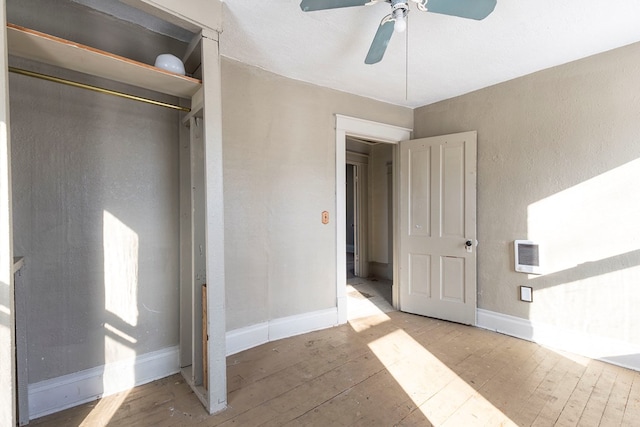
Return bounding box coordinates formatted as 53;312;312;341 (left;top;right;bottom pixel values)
514;240;541;274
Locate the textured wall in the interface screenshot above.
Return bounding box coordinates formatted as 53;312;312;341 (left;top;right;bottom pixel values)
414;42;640;346
221;58;413;330
8;0;185;384
10;59;181;384
369;143;392;265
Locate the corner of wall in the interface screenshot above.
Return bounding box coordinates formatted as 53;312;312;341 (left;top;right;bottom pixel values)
28;346;180;420
226;308;339;357
477;309;640;372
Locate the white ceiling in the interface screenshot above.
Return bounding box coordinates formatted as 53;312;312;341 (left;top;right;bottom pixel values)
220;0;640;108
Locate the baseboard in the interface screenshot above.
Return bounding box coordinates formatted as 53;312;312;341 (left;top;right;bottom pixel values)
226;308;338;356
368;262;392;281
28;346;179;420
28;308;341;418
268;308;338;341
225;322;269;356
477;309;640;372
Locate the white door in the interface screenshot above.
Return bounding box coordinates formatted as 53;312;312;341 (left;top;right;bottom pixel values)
399;131;477;325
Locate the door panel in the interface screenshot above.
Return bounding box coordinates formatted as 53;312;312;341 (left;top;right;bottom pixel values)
409;147;431;237
399;132;477;325
442;143;465;237
441;256;465;302
409;253;431;297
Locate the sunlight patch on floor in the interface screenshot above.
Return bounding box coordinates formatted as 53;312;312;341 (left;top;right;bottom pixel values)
80;389;131;427
346;284;392;332
368;329;518;426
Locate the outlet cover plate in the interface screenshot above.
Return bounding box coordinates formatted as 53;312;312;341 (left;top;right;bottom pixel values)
520;286;533;302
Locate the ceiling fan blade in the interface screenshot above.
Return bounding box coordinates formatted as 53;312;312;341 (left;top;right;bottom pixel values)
300;0;375;12
423;0;497;20
364;17;395;65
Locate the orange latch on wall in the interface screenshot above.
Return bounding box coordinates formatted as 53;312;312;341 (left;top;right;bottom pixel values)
322;211;329;224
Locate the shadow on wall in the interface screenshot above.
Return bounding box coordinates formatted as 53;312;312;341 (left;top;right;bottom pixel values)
521;156;640;365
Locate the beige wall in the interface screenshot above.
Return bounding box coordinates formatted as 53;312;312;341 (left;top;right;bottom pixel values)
221;58;412;330
10;58;182;384
368;143;393;279
414;42;640;348
8;1;185;384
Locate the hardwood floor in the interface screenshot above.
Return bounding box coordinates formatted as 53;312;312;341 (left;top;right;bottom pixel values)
31;280;640;426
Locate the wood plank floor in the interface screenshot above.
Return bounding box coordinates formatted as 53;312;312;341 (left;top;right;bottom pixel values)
30;279;640;426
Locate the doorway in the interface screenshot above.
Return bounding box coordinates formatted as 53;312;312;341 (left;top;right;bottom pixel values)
334;115;412;325
345;146;369;279
346;164;355;278
346;138;394;308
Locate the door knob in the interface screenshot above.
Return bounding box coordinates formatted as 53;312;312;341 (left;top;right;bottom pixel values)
465;240;473;253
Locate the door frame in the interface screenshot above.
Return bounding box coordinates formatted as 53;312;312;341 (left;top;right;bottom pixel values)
346;152;369;278
335;115;411;324
0;3;17;425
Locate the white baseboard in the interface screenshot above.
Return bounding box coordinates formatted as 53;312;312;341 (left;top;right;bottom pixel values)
226;308;338;356
477;309;640;372
268;308;338;341
28;308;341;419
225;322;269;356
369;262;392;281
28;346;179;420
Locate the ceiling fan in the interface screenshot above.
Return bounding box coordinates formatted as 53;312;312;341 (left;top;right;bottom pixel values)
300;0;497;64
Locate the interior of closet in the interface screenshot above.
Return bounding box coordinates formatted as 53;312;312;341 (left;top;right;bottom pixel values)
4;1;225;423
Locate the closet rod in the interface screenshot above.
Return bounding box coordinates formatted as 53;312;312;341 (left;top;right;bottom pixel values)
8;66;191;113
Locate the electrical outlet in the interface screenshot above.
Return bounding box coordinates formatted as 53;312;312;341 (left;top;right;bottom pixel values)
520;286;533;303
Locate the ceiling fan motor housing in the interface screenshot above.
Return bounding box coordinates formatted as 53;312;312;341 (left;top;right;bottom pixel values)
391;0;409;15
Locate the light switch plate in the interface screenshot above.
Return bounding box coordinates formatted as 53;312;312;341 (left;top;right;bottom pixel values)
322;211;329;224
520;286;533;302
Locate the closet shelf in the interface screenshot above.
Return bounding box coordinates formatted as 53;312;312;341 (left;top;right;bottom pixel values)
6;23;201;99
